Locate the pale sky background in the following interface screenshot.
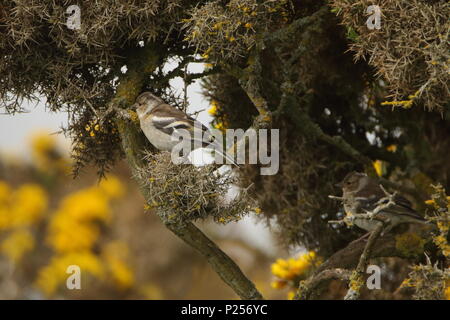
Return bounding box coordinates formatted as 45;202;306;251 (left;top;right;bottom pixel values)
0;100;69;157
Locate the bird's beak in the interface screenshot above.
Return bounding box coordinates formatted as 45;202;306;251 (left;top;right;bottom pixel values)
130;103;138;111
335;182;343;188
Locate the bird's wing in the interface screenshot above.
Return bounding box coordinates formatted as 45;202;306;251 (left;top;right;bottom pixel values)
150;105;238;165
352;180;425;221
377;193;424;220
150;104;214;143
382;200;425;221
393;194;415;211
360;193;425;221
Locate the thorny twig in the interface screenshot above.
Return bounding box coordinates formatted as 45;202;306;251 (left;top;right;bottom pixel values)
328;184;397;227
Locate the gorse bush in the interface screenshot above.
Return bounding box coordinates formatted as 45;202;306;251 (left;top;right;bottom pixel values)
0;0;448;299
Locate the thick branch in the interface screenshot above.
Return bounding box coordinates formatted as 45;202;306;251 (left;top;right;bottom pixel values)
297;268;351;300
113;46;263;300
296;231;419;300
240;51;272;119
165;222;262;300
315;233;411;274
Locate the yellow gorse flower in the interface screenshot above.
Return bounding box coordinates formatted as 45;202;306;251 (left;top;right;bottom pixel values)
31;132;56;158
45;175;124;254
35;175;132;296
373;159;388;177
400;278;413;288
0;180;11;204
270;279;287;289
208;102;218;115
373;160;383;177
287;291;296;300
208;100;229;132
213;121;226;132
386;144;397;152
46;187;113;253
1;229;35;263
271;251;321;283
30;131;70;173
47;218;101;253
425;196;450;206
98;175;125;199
102;241;135;290
0;182;48;230
12;184;48;226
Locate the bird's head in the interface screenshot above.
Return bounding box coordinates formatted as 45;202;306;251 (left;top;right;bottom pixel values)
132;92;164;119
336;171;369;193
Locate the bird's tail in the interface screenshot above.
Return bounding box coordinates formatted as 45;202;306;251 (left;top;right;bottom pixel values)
209;143;240;167
405;215;439;232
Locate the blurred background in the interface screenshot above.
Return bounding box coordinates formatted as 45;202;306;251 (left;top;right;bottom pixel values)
0;68;300;300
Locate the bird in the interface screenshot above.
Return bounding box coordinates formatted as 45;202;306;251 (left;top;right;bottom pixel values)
131;92;238;165
336;171;427;233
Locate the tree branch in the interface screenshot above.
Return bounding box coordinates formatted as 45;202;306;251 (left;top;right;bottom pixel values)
113;46;263;300
296;231;417;300
165;222;263;300
297;268;351;300
315;233;409;274
283;93;376;175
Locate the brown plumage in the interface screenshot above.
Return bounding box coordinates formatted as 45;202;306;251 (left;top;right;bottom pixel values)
337;171;426;232
132;92;237;165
